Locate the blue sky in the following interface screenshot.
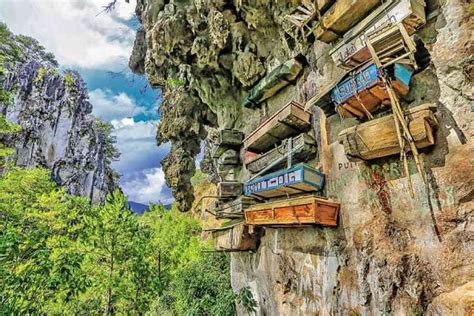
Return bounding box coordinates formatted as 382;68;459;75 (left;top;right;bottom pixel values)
0;0;173;204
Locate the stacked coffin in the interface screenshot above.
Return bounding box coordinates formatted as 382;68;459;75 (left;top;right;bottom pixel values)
243;101;311;153
213;129;244;181
338;103;438;161
329;0;426;69
214;196;258;219
312;0;382;43
333;62;414;119
207;221;262;252
244;163;324;198
209;129;262;252
244;133;317;174
240;100;340;227
245;196;339;227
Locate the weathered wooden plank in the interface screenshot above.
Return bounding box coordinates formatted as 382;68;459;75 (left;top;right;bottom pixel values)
244;133;317;174
217;149;239;166
313;0;381;43
212;129;244;159
243;101;311;153
244;163;324;198
330;0;425;69
217;182;242;198
209;223;261;251
338;103;438;161
215;196;258;219
285;0;335;28
245;196;339;226
243;58;303;108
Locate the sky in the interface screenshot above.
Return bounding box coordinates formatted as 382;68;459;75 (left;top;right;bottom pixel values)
0;0;173;205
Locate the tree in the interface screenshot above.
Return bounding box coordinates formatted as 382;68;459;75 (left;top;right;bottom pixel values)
0;168;92;314
0;170;160;314
0;167;242;314
84;190;159;314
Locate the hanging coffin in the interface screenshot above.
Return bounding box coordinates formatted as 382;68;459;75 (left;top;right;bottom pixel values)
217;182;242;198
215;196;258;219
338;103;438;161
312;0;381;43
208;222;261;252
330;0;426;69
243;101;311;153
243;58;303;108
333;63;414;119
245;195;339;227
244;133;317;174
244;163;324;198
212;129;244;159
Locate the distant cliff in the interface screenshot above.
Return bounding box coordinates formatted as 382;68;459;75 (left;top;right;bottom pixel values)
0;23;118;203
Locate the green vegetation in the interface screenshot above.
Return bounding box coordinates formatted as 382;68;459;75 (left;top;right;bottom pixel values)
34;67;47;83
167;78;186;89
0;115;20;166
0;23;23;62
191;168;209;186
93;119;121;164
64;72;76;89
0;165;249;314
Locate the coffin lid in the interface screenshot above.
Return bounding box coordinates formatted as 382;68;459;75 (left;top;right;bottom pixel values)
246;194;340;212
244;100;308;144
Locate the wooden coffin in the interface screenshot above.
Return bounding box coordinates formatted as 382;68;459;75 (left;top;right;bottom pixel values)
244;133;317;174
333;63;414;119
217;149;239;166
338;103;438;161
313;0;381;43
285;0;335;33
209;222;261;251
244;163;324;198
213;129;244;159
243;101;311;153
217;182;242;198
245;196;339;226
243;58;303;108
215;196;258;219
330;0;426;69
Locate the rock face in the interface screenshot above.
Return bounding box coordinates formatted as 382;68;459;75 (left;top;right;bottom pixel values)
0;25;118;203
132;0;473;314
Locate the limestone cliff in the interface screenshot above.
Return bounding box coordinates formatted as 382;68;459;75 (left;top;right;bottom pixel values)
131;0;473;314
0;24;118;203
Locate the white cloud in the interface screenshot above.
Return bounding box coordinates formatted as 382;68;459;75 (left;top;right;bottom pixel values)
0;0;137;69
121;167;173;204
111;117;169;172
90;89;147;121
110;117;172;203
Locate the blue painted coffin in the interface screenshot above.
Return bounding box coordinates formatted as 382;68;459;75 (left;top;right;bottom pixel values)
331;63;414;118
332;63;379;105
244;163;324;198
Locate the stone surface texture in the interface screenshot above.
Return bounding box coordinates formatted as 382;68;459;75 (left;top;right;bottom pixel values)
1;26;117;203
132;0;473;314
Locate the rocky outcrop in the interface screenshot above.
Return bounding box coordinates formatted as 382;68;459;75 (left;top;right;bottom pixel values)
0;24;118;203
132;0;473;314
